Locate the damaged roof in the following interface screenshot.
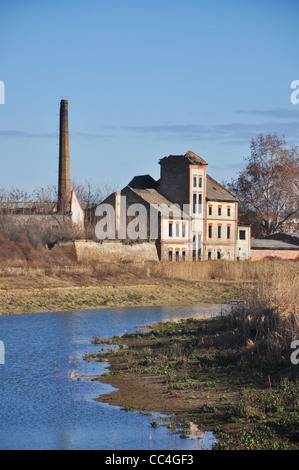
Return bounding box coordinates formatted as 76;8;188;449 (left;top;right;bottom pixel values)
127;187;190;220
159;151;208;166
206;175;237;202
128;174;158;189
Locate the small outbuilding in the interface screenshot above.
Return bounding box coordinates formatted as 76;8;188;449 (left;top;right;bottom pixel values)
250;238;299;260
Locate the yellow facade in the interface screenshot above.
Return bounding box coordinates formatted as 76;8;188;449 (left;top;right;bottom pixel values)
205;201;238;260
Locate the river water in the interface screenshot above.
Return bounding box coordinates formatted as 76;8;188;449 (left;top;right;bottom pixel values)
0;304;224;450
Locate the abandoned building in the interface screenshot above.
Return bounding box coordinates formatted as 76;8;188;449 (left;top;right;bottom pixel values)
98;151;251;261
0;100;84;231
1;99;252;262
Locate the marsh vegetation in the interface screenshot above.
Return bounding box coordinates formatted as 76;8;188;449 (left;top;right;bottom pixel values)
87;265;299;450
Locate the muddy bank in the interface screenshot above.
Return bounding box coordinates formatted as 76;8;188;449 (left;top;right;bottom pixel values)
87;317;299;450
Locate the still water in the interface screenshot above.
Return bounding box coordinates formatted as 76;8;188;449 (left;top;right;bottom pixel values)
0;304;223;450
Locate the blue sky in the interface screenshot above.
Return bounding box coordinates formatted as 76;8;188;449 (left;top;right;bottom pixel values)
0;0;299;193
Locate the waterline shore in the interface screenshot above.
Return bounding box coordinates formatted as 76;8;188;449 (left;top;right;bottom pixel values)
1;259;294;315
0;270;251;315
86;316;299;450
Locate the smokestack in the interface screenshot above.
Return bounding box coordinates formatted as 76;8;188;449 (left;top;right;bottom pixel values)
58;99;71;214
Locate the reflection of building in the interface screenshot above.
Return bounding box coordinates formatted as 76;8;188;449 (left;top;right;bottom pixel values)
100;151;251;261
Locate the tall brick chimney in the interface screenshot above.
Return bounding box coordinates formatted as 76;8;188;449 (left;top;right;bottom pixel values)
58;99;71;214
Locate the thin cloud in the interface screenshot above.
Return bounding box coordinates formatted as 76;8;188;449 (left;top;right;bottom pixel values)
112;120;299;143
236;107;299;119
0;130;56;138
2;116;299;145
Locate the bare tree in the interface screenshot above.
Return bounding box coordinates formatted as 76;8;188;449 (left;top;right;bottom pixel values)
226;133;299;237
72;180;119;207
32;185;57;214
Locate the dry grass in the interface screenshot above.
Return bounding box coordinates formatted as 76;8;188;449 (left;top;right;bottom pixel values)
0;223;93;266
140;259;282;282
227;264;299;363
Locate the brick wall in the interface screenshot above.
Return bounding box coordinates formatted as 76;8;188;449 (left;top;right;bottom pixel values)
251;249;299;260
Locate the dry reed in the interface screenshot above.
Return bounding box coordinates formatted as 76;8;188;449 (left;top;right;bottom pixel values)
227;264;299;362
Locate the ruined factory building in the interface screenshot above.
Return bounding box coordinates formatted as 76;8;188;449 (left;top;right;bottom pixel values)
99;151;251;261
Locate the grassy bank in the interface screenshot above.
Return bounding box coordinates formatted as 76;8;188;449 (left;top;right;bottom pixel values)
85;265;299;450
0;266;250;314
0;259;297;315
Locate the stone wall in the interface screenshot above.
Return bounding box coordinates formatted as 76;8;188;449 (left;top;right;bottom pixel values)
3;214;71;229
74;240;159;263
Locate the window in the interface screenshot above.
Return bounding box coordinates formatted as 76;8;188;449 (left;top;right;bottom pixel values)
208;251;212;260
169;251;173;261
175;223;180;237
239;230;246;240
169;223;173;237
182;223;186;238
218;226;221;238
208;225;212;238
218;207;222;216
193;235;196;260
198;177;202;188
182;251;186;261
193;194;197;213
193;176;197;187
217;251;221;260
198;234;202;249
198;194;202;213
198;235;202;259
208;206;212;216
227;207;231;217
227;226;231;239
